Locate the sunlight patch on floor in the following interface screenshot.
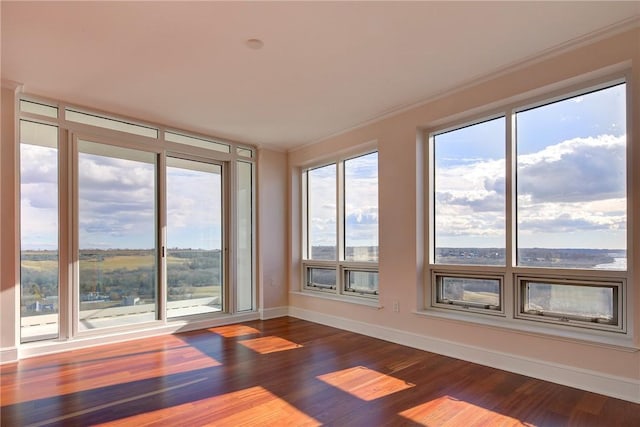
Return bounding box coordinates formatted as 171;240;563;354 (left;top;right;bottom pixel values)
316;366;414;401
102;385;321;427
209;324;261;338
398;395;532;426
1;339;221;406
238;336;303;354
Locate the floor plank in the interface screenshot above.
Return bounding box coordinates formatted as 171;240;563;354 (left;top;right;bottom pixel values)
1;317;639;426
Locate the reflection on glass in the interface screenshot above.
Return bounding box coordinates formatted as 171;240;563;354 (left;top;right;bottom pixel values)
437;276;500;308
306;268;336;289
433;117;506;266
522;281;615;323
78;140;156;330
345;270;378;295
237;161;253;312
307;164;336;260
167;157;223;318
516;84;626;269
20;120;59;342
344;152;378;262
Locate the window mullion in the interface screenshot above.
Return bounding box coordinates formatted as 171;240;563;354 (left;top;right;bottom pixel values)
337;160;345;293
59;128;72;340
337;160;345;264
157;152;167;322
505;109;516;319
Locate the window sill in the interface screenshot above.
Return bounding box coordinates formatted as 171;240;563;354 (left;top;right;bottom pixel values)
414;308;638;352
290;290;382;309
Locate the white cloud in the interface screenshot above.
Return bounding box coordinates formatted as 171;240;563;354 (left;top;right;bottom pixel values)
436;134;626;249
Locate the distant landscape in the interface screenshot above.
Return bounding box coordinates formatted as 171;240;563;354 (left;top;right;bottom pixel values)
20;248;222;316
436;247;626;269
21;246;625;316
309;246;625;269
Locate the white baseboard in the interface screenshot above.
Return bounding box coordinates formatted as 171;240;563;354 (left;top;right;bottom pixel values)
0;347;18;364
259;306;289;320
289;306;640;404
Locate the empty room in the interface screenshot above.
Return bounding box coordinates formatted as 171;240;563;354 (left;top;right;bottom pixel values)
2;1;640;425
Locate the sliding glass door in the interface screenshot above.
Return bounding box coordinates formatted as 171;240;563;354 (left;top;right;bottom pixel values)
166;156;224;318
77;139;157;331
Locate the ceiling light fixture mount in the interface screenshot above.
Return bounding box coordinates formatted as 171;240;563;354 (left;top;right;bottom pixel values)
245;38;264;50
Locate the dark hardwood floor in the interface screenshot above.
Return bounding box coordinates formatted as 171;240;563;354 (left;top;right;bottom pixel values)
1;317;639;426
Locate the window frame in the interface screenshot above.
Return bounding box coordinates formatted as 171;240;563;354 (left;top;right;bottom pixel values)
16;94;256;343
19;118;61;343
515;275;624;332
301;147;379;301
72;134;162;335
424;72;633;344
432;271;504;316
343;266;379;299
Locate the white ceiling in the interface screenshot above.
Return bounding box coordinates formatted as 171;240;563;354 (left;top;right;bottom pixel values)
2;1;639;151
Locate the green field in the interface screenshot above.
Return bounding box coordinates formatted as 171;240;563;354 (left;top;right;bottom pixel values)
21;249;223;314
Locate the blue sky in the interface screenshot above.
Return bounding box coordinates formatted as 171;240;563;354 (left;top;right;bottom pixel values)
434;83;626;250
307;152;379;251
20;84;626;254
21;131;223;251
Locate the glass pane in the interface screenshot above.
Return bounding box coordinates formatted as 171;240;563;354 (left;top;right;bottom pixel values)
78;140;157;330
66;109;158;139
344;152;378;262
237;147;253;158
20;120;59;342
522;281;615;323
166;157;223;318
165;131;230;153
516;84;626;269
307;164;337;260
345;270;378;295
20;100;58;118
438;276;500;308
307;268;336;289
237;161;253;312
434;117;506;265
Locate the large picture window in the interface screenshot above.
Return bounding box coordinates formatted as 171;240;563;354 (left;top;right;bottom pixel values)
428;79;628;336
433;117;506;266
303;151;379;300
515;83;627;269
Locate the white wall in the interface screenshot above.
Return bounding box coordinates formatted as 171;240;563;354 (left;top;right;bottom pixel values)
258;148;289;317
288;28;640;402
0;82;20;363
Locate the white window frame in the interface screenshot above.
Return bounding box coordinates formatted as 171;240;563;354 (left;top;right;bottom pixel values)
424;71;633;346
515;275;624;332
301;148;379;301
432;271;504;316
17;94;257;344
